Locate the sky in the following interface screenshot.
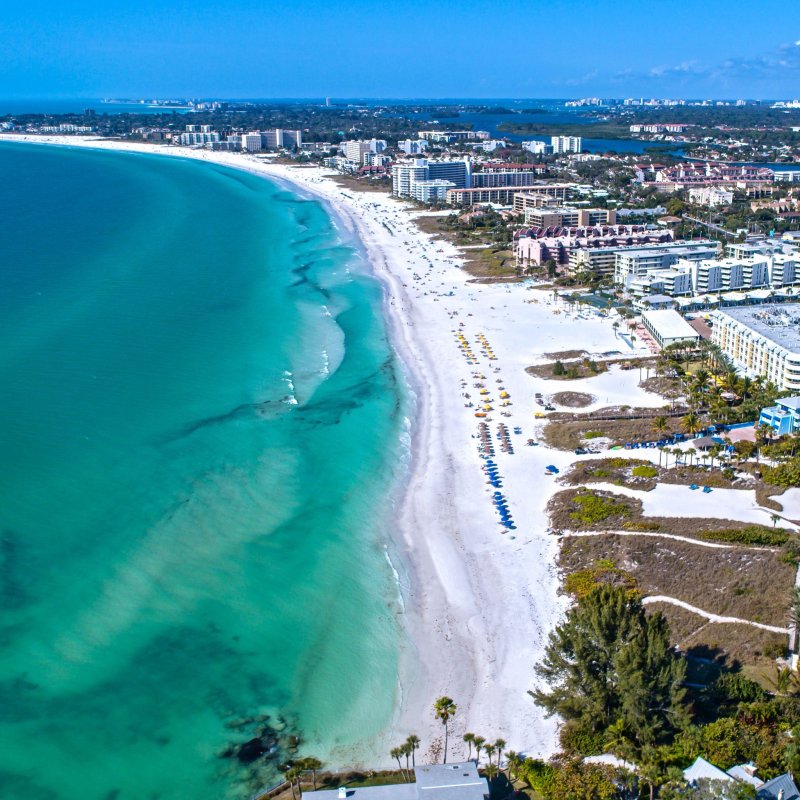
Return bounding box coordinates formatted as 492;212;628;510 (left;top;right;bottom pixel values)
2;0;799;100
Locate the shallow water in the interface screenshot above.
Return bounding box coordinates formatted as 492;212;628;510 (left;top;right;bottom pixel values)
0;143;407;799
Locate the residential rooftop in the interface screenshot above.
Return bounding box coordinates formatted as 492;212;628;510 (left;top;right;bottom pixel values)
304;764;489;800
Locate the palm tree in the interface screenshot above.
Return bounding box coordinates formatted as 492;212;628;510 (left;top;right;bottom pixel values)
693;369;710;391
299;757;323;791
402;741;414;779
473;736;486;765
434;696;457;764
612;320;620;337
483;763;500;782
505;750;523;783
772;513;782;529
463;732;475;761
769;665;800;697
483;743;496;767
494;739;506;768
406;735;420;768
686;447;697;467
603;718;635;763
390;747;404;777
681;411;702;435
652;415;669;440
284;766;302;800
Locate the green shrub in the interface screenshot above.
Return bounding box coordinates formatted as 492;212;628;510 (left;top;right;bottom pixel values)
698;526;790;546
565;559;638;600
570;492;630;524
591;468;610;478
584;430;605;439
623;520;662;531
712;672;767;704
631;465;658;478
553;360;566;376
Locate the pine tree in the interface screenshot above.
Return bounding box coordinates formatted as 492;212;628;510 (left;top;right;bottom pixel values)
533;585;686;755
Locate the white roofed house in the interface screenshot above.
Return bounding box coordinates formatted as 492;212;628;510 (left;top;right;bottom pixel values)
304;763;489;800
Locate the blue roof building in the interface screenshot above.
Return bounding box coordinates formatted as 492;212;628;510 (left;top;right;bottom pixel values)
759;395;800;436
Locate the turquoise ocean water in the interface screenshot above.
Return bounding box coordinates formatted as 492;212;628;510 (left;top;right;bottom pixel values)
0;143;407;799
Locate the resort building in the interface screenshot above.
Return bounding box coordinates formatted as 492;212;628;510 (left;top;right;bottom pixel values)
417;129;490;143
471;170;547;188
391;162;430;196
511;186;576;211
304;763;489;800
711;304;800;391
515;226;674;272
409;179;455;202
391;158;472;199
241;132;263;152
427;158;472;188
641;309;701;349
759;395;800;435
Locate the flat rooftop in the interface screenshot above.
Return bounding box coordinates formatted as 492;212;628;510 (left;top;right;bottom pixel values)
716;304;800;352
618;242;718;258
642;309;701;340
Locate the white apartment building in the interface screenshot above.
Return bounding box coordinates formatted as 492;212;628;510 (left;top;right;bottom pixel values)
614;241;721;286
179;131;220;146
631;253;800;298
479;140;507;152
688;186;734;207
409;179;455;203
711;305;800;390
398;139;429;154
522;140;550;155
392;162;430;196
363;152;391;167
343;139;387;162
551;136;583;154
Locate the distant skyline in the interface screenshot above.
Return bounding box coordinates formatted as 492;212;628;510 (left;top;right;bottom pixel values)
3;0;799;100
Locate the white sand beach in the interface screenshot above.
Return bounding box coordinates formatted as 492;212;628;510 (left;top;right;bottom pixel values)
5;134;779;767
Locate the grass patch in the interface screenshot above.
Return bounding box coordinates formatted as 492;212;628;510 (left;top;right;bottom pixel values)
645;601;788;670
541;415;679;451
329;174;392;193
459;247;517;278
559;534;793;628
632;465;659;478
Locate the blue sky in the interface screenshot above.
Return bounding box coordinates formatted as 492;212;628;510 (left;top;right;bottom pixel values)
2;0;799;99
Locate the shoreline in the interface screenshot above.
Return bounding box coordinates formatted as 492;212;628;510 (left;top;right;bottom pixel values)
2;135;661;766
